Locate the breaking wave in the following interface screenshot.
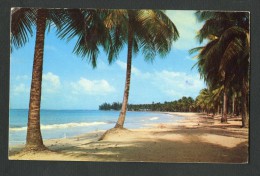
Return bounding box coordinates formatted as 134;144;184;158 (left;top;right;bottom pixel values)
10;121;107;131
149;117;159;121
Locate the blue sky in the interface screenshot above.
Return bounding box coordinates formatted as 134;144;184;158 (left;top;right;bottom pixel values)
10;10;206;110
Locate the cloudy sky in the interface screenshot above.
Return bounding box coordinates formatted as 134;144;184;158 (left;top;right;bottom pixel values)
10;10;206;110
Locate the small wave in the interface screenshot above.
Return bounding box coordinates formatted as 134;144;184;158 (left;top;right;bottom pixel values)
149;117;159;121
9;125;23;128
10;122;107;131
106;120;116;124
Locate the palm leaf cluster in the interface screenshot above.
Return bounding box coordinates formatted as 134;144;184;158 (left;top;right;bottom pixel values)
57;9;119;67
11;8;65;51
195;87;223;115
191;11;249;127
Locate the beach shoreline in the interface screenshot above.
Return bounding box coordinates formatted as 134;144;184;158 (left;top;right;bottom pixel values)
9;112;248;163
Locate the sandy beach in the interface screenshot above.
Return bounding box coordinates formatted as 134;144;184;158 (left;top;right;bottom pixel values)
9;112;248;163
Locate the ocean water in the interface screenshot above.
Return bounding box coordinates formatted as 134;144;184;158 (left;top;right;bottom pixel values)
9;109;183;145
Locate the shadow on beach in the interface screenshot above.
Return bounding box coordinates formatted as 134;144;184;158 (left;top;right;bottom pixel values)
9;113;248;163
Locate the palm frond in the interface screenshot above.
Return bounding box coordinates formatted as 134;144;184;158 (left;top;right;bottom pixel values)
11;8;36;51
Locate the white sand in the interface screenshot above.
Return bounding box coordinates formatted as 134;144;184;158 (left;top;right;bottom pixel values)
9;112;248;163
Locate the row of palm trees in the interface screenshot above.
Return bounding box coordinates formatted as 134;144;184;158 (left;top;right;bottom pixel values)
191;11;250;127
11;8;179;151
195;88;237;116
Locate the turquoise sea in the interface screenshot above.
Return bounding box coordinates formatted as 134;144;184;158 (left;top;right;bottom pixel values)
9;109;183;145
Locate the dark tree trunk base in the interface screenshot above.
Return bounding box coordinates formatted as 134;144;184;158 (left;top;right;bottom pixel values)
23;144;48;152
221;117;228;123
98;127;129;141
241;125;248;128
114;123;124;129
241;120;249;128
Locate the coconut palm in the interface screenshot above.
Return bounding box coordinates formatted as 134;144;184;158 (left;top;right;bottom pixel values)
190;39;229;122
11;8;67;150
191;11;249;127
103;10;179;129
11;8;122;150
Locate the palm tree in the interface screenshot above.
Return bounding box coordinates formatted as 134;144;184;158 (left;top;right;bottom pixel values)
191;11;249;127
12;8;122;150
11;8;66;150
190;39;229;121
103;10;179;129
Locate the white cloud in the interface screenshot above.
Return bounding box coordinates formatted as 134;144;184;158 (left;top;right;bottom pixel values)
116;59;205;99
116;60;141;76
15;75;29;81
42;72;61;93
71;77;115;95
165;10;205;50
130;67;205;99
13;83;29;95
45;45;57;52
148;70;205;99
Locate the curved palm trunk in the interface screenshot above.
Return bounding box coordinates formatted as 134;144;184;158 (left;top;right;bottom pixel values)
241;78;249;127
115;24;133;129
25;9;47;150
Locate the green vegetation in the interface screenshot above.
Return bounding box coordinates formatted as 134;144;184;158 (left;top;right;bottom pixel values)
191;11;249;127
99;96;195;112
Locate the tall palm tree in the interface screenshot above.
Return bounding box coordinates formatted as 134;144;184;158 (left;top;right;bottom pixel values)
104;10;179;129
11;8;125;150
11;8;121;150
11;8;66;150
191;11;249;127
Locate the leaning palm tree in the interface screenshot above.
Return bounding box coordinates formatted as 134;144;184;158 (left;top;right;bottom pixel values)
103;10;179;129
11;8;66;150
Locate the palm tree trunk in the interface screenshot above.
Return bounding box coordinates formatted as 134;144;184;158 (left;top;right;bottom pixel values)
25;9;47;150
232;94;235;117
221;88;228;123
115;23;133;129
241;78;249;127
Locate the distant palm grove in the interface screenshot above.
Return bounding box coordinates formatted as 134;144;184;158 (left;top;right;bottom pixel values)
99;96;195;112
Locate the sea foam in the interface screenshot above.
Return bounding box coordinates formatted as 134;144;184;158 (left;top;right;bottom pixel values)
149;117;159;121
9;121;107;131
